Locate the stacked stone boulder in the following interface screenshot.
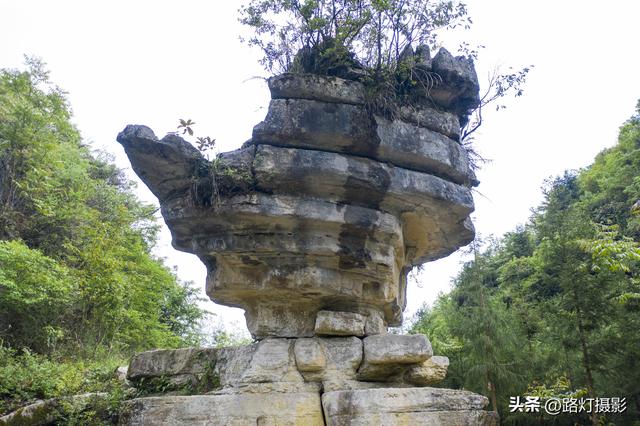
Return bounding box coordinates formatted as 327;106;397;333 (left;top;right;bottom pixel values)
117;47;497;425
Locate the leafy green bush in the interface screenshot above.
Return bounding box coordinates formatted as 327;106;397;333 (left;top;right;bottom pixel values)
0;241;74;352
0;345;126;416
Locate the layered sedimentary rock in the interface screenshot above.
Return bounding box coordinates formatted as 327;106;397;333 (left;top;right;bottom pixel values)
122;335;497;425
117;47;496;425
118;51;477;339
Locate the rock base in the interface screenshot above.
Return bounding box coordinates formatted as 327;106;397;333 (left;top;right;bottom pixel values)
120;387;496;426
120;391;325;426
121;336;496;425
323;388;498;426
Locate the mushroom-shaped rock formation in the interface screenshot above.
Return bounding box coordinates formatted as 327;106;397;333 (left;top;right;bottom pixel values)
116;48;499;426
118;54;478;340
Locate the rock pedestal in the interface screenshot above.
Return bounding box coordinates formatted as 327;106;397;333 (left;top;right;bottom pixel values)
117;48;497;425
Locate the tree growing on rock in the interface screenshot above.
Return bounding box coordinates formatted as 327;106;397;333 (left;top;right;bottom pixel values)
239;0;471;74
239;0;530;147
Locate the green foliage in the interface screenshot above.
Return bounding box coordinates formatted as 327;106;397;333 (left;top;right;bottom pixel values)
239;0;531;152
360;56;442;119
189;157;255;208
239;0;470;74
168;120;253;207
0;60;260;419
0;58;214;419
411;102;640;424
0;59;205;354
209;328;253;349
132;376;179;397
0;241;74;352
0;345;126;416
133;367;221;397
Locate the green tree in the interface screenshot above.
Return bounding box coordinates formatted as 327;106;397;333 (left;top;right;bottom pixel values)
239;0;470;73
0;241;74;353
412;102;640;423
0;59;204;357
449;241;528;413
239;0;531;148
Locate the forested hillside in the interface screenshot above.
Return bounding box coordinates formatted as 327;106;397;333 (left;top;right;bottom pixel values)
412;103;640;424
0;61;205;417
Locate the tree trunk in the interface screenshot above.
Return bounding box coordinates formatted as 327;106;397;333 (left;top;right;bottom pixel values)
376;11;382;71
574;294;599;426
487;379;498;413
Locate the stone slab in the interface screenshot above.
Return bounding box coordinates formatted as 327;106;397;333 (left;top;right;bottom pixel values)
269;73;365;105
252;98;474;185
363;334;432;365
240;339;303;384
253;144;474;266
322;387;496;426
294;337;363;386
120;392;324;425
325;410;498;426
405;355;449;386
398;105;461;141
364;312;387;335
254;144;473;214
314;311;366;336
294;338;326;372
127;348;217;381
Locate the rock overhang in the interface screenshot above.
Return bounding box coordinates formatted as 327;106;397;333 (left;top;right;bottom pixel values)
117;60;478;339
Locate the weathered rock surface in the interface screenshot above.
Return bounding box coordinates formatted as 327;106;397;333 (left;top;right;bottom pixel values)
120;392;325;426
364;311;387;335
115;366;132;388
126;347;218;391
405;355;450;386
398;105;461;141
117;51;495;424
269;73;365;105
0;399;60;426
430;48;481;124
158;192;406;337
296;337;363;387
294;338;327;372
322;388;498;426
123;339;494;424
118;63;478;338
117;125;206;202
356;334;433;381
239;339;303;384
127;348;217;381
253;144;474;266
315;311;366;336
1;393;109;426
363;334;432;365
124;337;446;393
252;99;475;186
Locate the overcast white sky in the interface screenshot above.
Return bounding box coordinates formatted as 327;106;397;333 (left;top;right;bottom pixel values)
2;0;639;336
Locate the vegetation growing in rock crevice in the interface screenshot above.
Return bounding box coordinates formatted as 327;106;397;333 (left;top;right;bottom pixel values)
239;0;531;145
411;102;640;425
190;157;255;208
173;121;255;208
